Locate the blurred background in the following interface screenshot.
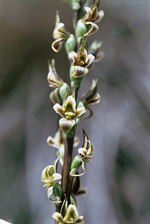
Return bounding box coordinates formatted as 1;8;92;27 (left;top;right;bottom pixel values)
0;0;150;223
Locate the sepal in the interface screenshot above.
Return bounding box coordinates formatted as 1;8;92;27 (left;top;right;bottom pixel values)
50;88;61;104
47;59;64;88
59;118;75;133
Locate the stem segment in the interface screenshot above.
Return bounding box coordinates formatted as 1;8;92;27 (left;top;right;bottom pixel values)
61;130;75;203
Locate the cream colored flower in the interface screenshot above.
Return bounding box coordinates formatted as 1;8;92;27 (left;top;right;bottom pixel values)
69;44;95;78
53;95;86;133
47;59;64;89
52;11;69;52
78;130;94;162
41;165;61;188
82;0;104;36
52;204;84;223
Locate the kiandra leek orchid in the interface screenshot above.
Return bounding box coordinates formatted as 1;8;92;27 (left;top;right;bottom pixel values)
41;0;104;223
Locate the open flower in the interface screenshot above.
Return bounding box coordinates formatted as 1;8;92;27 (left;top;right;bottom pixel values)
47;59;64;89
52;204;84;223
53;95;86;133
82;0;104;36
76;0;104;40
69;43;95;78
41;160;62;202
78;130;94;162
52;11;70;52
41;165;61;188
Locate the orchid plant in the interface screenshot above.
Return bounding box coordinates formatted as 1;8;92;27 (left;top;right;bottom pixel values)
0;1;104;224
42;0;104;223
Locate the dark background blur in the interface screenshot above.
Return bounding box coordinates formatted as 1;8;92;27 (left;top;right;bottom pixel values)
0;0;150;223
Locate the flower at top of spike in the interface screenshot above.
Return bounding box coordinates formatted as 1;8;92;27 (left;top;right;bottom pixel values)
69;41;95;78
53;94;86;133
83;0;104;24
52;11;70;52
52;204;84;223
76;0;104;40
78;130;94;162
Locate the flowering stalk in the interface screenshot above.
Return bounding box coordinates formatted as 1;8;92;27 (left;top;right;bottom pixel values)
42;0;104;223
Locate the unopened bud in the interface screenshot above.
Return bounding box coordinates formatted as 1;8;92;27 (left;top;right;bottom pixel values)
59;83;70;101
65;34;76;54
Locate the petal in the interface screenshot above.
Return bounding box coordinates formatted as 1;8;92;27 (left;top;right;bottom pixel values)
53;173;62;181
50;89;61;105
81;107;93;120
82;130;88;148
78;147;87;157
73;136;80;147
86;54;95;67
63;205;79;223
47;186;53;199
53;22;65;39
71;66;88;77
76;107;86;118
63;96;76;113
84;22;99;36
76;188;87;196
47;136;60;149
51;38;65;52
52;212;63;223
53;103;64;117
83;7;92;21
68;51;78;63
94;51;105;62
88;93;100;106
96;10;105;23
76;216;84;223
59;118;75;133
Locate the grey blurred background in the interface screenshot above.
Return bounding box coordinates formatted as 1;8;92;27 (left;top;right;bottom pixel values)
0;0;150;223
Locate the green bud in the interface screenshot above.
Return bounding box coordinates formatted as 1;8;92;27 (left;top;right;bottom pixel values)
76;19;87;42
65;34;76;54
71;155;82;171
70;66;83;89
59;82;70;101
53;183;62;199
